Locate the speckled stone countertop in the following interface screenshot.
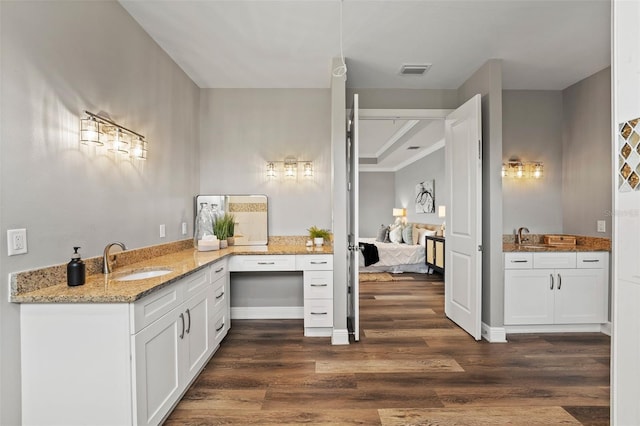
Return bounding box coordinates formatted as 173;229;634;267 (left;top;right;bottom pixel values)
11;243;333;304
503;234;610;253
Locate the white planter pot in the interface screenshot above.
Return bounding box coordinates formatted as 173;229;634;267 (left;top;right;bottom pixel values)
314;237;324;247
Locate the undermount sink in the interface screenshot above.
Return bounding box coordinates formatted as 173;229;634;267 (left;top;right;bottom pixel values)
114;268;173;281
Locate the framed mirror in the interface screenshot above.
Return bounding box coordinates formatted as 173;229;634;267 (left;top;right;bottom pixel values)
195;194;268;246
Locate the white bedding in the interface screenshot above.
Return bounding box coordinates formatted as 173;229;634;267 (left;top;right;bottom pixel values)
359;238;429;273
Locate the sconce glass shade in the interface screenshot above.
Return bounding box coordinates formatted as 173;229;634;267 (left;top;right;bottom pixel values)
107;127;130;154
266;162;277;178
501;164;507;178
532;162;543;179
303;162;313;177
284;157;297;179
130;136;147;160
80;116;104;145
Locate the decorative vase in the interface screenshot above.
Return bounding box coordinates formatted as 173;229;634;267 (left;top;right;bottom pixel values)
220;239;228;249
314;237;324;247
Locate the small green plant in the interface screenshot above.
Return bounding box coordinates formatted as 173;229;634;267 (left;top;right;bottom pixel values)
308;226;331;240
214;213;235;240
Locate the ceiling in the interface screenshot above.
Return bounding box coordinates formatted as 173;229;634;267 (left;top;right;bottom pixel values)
119;0;611;170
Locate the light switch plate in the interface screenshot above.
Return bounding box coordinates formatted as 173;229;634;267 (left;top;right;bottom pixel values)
159;224;166;238
597;220;606;233
181;222;188;235
7;228;28;256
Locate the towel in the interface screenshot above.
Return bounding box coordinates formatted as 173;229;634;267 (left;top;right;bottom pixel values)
359;242;380;266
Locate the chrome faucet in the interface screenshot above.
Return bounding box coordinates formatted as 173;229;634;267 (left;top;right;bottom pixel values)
515;227;530;245
103;242;127;274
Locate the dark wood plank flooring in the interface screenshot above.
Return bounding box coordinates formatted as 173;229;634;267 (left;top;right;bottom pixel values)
166;273;610;425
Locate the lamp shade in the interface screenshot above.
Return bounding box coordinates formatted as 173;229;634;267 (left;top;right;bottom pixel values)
438;205;446;218
392;208;406;217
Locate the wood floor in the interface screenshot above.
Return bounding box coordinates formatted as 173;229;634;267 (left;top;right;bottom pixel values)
166;273;610;425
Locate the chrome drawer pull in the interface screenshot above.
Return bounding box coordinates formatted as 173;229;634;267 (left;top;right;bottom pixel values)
216;292;225;299
310;312;327;315
179;313;185;339
511;260;528;263
310;261;328;264
215;323;225;332
257;261;275;265
582;259;600;263
550;274;554;290
557;273;562;290
185;309;191;334
215;267;224;273
310;284;328;287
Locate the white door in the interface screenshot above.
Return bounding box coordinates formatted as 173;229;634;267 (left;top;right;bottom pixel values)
347;94;360;341
444;94;482;340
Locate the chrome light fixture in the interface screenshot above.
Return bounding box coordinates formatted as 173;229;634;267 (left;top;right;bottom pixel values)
266;157;314;180
502;158;543;179
80;111;147;159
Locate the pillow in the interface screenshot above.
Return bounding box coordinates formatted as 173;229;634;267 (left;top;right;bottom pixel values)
401;225;414;245
411;224;420;245
389;224;403;243
376;225;389;242
418;228;437;247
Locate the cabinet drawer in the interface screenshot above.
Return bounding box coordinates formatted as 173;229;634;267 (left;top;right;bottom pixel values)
296;254;333;270
577;252;608;269
212;311;228;346
304;299;333;327
210;259;227;283
504;253;533;269
183;268;210;301
131;283;183;334
304;270;333;299
228;255;296;271
533;252;576;269
212;280;227;313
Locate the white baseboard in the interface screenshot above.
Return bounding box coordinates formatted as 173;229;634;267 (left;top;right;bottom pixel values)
601;321;612;336
481;322;507;343
504;323;605;334
332;328;350;345
231;306;303;320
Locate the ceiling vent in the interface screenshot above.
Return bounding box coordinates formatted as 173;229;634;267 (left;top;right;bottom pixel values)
407;146;421;150
400;64;432;76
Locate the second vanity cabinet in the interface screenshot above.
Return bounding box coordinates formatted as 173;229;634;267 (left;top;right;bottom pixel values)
20;258;229;426
504;251;608;326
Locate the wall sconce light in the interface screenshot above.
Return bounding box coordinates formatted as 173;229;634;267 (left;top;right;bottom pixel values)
80;111;147;159
502;158;543;179
392;207;406;225
266;157;314;180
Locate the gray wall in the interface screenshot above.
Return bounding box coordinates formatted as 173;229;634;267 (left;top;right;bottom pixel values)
0;1;200;424
457;59;504;328
359;172;395;236
347;88;458;109
502;91;564;235
562;68;612;237
395;149;446;226
199;89;332;235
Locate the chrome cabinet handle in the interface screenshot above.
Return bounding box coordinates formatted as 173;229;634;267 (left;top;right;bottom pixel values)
185;309;191;334
216;291;225;299
310;261;328;265
215;323;225;332
557;274;562;290
179;313;185;339
511;260;528;263
257;261;275;265
550;274;554;290
310;283;328;287
582;259;600;263
310;312;328;315
215;267;224;273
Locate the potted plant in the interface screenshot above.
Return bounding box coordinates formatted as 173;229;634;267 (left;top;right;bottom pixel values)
214;214;233;248
225;213;236;245
308;226;331;247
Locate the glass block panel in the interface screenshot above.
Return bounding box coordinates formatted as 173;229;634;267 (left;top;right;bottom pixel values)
630;118;639;129
622;143;632;159
620;155;626;168
622;123;633;139
630;131;640;148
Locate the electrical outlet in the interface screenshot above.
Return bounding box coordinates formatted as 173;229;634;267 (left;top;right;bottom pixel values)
597;220;606;233
159;224;166;238
181;222;188;236
7;228;28;256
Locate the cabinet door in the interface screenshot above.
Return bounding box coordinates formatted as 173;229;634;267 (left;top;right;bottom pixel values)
184;289;213;381
426;239;435;264
504;269;555;325
554;268;608;324
435;240;445;269
133;307;185;426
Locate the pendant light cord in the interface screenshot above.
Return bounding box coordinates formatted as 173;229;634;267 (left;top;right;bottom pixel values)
332;0;347;77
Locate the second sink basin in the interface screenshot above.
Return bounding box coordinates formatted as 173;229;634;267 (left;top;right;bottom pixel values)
114;268;173;281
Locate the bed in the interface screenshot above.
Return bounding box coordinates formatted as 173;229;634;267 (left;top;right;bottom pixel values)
359;223;440;274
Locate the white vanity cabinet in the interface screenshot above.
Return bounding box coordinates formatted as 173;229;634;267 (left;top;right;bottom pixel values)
298;254;334;337
504;252;608;327
21;258;230;426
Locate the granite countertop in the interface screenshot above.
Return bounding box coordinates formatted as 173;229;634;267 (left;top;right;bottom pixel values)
502;243;609;253
12;244;333;304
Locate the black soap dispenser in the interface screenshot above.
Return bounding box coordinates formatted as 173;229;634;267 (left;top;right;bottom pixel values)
67;246;86;287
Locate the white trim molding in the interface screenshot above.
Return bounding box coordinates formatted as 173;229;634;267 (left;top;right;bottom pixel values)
504;323;606;334
230;306;303;320
601;321;612;336
332;328;350;345
481;322;507;343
